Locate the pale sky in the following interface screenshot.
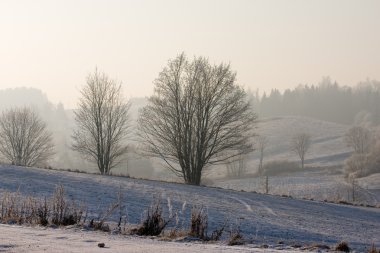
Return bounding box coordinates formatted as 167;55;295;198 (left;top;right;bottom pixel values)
0;0;379;108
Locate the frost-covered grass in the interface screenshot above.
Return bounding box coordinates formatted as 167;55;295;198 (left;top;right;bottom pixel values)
0;164;379;252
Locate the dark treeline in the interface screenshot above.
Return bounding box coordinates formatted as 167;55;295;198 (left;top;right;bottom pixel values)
253;77;380;125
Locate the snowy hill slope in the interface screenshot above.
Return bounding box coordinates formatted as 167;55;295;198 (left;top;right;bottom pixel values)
0;165;379;252
207;116;380;206
252;116;351;168
210;167;380;206
200;116;352;180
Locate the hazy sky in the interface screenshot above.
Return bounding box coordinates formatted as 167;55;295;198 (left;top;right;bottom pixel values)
0;0;379;108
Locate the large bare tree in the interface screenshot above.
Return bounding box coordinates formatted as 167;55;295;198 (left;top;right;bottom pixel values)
72;69;130;175
291;133;311;169
139;54;257;185
0;107;54;167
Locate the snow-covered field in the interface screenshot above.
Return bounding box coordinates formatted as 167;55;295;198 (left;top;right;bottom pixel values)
206;116;380;206
202;116;352;180
211;168;380;206
252;116;351;167
0;165;379;252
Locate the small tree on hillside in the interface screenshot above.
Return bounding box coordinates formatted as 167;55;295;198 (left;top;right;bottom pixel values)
344;134;380;177
345;125;372;154
291;133;311;169
0;107;54;166
139;53;257;185
257;136;268;175
72;69;130;175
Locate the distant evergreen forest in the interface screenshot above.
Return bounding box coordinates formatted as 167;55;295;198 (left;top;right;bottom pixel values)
250;77;380;125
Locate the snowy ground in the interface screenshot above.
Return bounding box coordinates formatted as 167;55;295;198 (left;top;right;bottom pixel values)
0;224;303;253
0;165;379;252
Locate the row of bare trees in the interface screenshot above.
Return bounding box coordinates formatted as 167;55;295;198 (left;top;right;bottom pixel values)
0;53;257;185
7;53;369;184
0;70;131;173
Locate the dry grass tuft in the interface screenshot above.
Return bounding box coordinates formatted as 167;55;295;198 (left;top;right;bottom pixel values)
0;185;85;227
368;243;379;253
335;241;350;252
227;218;244;246
189;206;208;240
136;199;169;236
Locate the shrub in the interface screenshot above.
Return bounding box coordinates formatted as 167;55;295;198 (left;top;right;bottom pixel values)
189;206;208;240
0;185;84;227
89;200;120;232
164;204;224;242
0;191;40;225
228;232;244;246
227;218;244;246
89;219;110;232
344;141;380;178
210;224;225;241
335;241;350;252
368;243;379;253
1;191;23;224
37;197;49;226
137;199;168;236
51;185;84;226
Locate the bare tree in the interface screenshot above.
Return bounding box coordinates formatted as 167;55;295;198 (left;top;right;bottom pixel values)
344;134;380;177
344;153;368;175
345;126;372;154
257;136;268;175
264;175;269;194
72;69;130;175
291;133;311;169
226;153;247;178
0;107;54;167
139;53;257;185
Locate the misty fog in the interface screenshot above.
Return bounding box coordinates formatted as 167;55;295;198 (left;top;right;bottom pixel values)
1;1;380;251
1;76;379;181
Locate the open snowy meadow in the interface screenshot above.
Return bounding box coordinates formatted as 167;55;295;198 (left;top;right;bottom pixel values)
0;165;379;252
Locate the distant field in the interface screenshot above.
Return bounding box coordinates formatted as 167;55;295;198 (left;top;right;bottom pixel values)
201;116;352;181
252;116;351;168
210;168;380;206
204;116;379;206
